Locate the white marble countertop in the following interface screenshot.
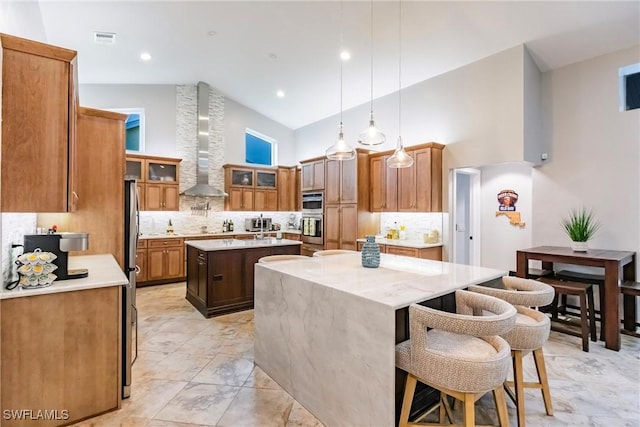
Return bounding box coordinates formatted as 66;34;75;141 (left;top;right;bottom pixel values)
1;254;128;300
141;229;301;239
257;252;505;309
186;238;302;251
356;237;442;249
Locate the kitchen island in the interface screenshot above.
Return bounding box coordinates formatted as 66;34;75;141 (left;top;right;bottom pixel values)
254;252;506;427
185;238;302;317
0;254;128;427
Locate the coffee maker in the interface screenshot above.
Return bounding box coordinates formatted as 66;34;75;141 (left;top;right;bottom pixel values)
23;233;90;280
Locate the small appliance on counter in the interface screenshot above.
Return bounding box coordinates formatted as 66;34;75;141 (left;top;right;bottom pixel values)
245;217;272;232
23;232;90;280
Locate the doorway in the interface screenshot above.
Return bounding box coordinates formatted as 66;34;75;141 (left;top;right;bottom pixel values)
451;168;481;265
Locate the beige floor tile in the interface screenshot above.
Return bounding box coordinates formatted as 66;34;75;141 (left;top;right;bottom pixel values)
216;387;294;427
134;352;212;382
285;401;325;427
192;353;254;386
139;331;194;353
243;366;284;390
153;383;240;426
147;420;215;427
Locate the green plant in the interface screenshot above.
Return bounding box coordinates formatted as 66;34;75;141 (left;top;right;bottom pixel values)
561;208;601;242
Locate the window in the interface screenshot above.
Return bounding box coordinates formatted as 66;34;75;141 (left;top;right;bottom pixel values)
619;63;640;112
108;108;145;153
245;129;277;166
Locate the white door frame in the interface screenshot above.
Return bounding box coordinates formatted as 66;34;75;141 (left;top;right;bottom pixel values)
450;168;481;266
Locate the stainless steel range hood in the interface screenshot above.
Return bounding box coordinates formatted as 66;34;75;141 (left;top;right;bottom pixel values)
181;81;228;197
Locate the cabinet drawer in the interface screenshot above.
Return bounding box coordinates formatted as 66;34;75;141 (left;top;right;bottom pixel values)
138;239;148;249
148;238;184;248
386;246;419;258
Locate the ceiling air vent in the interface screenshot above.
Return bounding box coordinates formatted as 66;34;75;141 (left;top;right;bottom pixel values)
93;31;116;45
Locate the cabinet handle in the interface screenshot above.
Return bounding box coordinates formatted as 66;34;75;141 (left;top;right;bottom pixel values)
212;274;223;281
163;242;168;245
135;265;141;274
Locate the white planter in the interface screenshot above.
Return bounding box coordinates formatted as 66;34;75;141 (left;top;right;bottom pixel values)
571;241;588;252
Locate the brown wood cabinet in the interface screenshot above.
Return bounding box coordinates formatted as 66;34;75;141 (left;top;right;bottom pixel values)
357;241;442;261
0;33;79;212
300;158;325;191
277;166;298;211
185;244;301;317
369;153;398;212
126;154;182;211
37;107;127;268
323;150;379;250
369;142;444;213
141;238;184;284
397;143;444;212
224;164;281;211
0;286;121;427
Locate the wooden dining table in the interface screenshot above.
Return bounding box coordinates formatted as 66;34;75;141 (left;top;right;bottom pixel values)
516;246;636;351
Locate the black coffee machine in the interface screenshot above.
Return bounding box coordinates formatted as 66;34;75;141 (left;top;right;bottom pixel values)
23;233;90;280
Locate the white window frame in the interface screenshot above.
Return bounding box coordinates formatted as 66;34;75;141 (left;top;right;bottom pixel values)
245;128;277;166
619;63;640;112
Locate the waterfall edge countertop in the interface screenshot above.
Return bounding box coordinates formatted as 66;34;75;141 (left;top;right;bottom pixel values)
254;252;507;426
0;254;128;299
186;238;302;251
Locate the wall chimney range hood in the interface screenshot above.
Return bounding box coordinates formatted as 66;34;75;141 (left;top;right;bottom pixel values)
181;81;228;197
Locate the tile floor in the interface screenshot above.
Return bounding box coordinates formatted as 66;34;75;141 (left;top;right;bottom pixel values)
76;282;640;427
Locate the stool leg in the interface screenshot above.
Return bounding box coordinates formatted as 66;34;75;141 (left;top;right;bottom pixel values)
579;291;589;352
399;374;417;427
597;284;606;341
587;287;597;342
533;347;553;416
493;385;510;427
463;393;475;427
513;350;526;427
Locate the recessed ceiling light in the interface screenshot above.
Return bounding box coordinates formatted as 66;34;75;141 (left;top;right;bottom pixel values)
140;52;152;61
207;30;217;37
340;50;351;61
276;90;285;98
269;53;278;60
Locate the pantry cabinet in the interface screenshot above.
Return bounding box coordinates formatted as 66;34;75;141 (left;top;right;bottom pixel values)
325;204;359;251
0;33;79;212
126;154;182;211
325;158;357;205
300;158;325;191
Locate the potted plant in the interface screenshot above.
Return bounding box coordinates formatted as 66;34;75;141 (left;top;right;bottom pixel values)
561;208;601;252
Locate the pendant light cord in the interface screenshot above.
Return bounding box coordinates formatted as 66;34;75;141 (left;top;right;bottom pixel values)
369;0;374;114
398;0;402;140
340;0;344;126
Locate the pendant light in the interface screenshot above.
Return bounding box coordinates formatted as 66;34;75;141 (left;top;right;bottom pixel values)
387;0;413;169
326;1;356;161
357;0;386;147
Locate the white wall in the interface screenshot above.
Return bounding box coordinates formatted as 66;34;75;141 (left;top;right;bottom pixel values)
224;97;296;166
80;84;178;157
533;45;640;276
0;2;46;41
480;163;533;272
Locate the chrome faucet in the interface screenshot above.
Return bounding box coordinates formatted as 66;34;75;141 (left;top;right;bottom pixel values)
256;213;265;240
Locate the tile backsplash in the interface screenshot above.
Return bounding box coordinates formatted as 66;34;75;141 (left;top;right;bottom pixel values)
379;212;444;242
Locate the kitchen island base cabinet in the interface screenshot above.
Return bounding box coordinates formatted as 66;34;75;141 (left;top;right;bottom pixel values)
186;244;300;318
0;286;121;427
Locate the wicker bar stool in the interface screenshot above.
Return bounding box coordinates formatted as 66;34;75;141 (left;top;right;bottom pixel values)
469;277;555;427
396;290;517;427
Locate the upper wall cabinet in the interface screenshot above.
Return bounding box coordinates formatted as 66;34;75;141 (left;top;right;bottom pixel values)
370;142;444;213
224;164;281;211
300;158;325;191
0;33;79;212
126;154;182;211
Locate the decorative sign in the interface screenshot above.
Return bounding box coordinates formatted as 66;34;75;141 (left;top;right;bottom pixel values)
496;189;525;228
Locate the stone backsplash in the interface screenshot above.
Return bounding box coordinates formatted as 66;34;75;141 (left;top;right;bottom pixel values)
379;212;444;242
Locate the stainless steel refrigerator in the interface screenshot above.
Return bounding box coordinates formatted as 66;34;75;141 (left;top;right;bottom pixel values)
123;179;139;398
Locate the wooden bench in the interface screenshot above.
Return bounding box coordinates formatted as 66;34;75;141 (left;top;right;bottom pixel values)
621;281;640;338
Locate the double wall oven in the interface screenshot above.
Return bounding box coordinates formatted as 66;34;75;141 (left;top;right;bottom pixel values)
301;192;324;254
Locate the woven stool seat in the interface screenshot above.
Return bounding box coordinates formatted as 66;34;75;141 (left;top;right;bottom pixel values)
312;250;357;257
395;290;516;427
258;255;308;263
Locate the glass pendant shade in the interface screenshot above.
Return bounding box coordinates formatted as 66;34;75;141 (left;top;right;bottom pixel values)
387;136;414;168
326;123;356;161
358;112;386;146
